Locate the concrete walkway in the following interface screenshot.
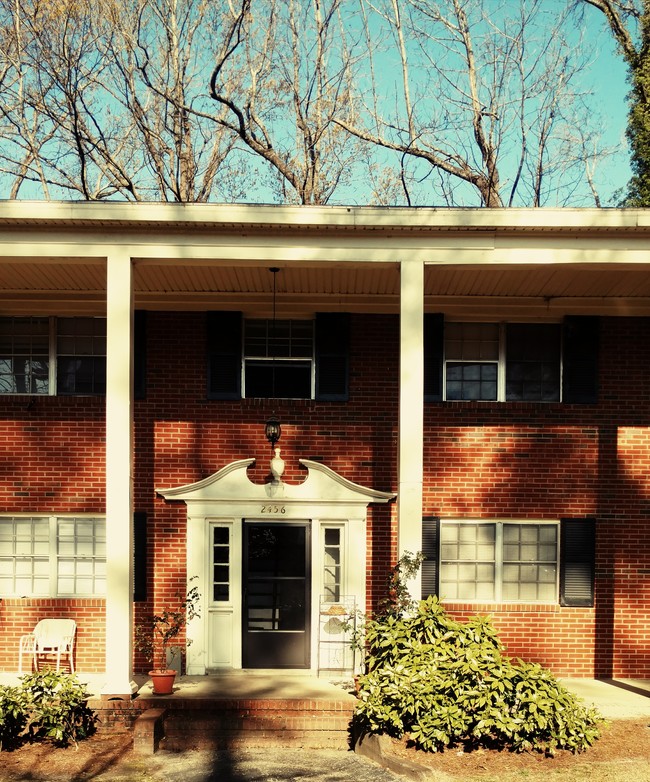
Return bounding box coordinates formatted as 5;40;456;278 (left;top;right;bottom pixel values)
561;678;650;718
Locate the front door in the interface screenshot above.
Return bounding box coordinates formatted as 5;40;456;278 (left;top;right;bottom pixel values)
242;521;310;668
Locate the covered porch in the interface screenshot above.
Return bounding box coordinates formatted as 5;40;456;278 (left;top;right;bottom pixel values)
2;203;650;692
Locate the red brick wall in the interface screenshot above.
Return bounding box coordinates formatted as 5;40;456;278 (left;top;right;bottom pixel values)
0;599;105;673
422;316;650;677
0;312;648;677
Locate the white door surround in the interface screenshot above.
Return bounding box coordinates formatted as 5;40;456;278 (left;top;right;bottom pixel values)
157;456;395;674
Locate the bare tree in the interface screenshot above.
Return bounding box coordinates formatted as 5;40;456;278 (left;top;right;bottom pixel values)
0;0;242;200
335;0;608;207
209;0;365;204
0;0;620;205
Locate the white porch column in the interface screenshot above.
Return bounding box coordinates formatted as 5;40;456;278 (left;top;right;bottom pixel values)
102;251;136;698
398;259;425;599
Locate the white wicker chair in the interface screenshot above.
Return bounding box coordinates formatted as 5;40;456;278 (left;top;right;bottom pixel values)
18;619;76;674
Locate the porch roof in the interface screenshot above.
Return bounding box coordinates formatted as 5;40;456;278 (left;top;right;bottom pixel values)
1;202;650;317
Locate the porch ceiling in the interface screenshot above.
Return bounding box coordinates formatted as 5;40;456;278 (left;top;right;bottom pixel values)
1;260;649;317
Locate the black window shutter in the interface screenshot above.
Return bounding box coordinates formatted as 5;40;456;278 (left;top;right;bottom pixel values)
134;310;146;400
315;313;349;401
563;316;599;404
207;311;242;399
560;517;595;607
424;314;444;402
133;512;147;602
421;516;440;598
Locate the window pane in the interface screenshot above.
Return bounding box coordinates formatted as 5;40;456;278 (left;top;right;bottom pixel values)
57;319;106;396
56;517;106;595
324;528;340;546
214;584;229;600
244;360;311;399
440;563;460;599
213;547;228;564
445;322;499;360
245;320;313;359
446;362;497;401
212;526;230;602
475;581;495;600
506;324;560;402
0;317;50;395
324;547;340;567
58;559;75;576
323;527;342;603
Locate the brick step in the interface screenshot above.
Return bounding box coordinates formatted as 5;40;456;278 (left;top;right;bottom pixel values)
160;700;355;750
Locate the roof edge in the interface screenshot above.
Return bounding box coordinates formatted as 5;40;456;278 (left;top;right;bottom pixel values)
0;201;647;232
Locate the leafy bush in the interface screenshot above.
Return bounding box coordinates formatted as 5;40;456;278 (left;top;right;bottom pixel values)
0;686;28;750
0;671;96;750
354;596;603;755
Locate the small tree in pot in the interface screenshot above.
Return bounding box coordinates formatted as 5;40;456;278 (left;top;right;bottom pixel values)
135;579;201;694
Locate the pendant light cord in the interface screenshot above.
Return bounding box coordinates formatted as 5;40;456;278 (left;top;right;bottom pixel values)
270;267;280;399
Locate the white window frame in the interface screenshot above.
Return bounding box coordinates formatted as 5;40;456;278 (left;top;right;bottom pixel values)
210;522;232;605
0;514;106;597
0;316;106;396
443;321;562;403
242;318;315;399
321;523;345;604
439;519;560;604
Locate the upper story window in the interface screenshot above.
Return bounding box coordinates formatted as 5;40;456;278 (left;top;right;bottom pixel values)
426;315;599;404
243;319;313;399
208;311;349;401
0;316;106;396
444;322;560;402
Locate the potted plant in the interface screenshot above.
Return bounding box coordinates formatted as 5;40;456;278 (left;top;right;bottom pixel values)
135;579;201;695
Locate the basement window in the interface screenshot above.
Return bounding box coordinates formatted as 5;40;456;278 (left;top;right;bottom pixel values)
439;520;558;603
0;515;106;597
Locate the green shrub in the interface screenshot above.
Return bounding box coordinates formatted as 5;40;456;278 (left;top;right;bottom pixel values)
354;596;603;755
0;686;28;750
0;671;96;750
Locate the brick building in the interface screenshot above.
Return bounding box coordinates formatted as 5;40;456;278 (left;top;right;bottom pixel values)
0;203;648;696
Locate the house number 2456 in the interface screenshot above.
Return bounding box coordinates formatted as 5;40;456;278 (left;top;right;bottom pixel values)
261;505;286;514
